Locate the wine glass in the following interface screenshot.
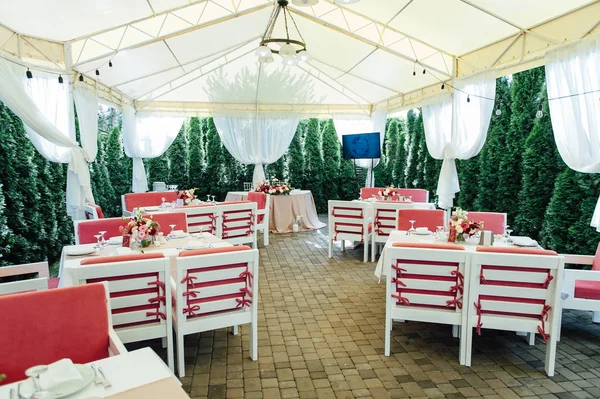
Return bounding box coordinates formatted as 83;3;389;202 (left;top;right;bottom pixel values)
502;225;510;242
408;196;413;202
161;197;166;208
506;228;514;244
99;231;107;247
408;220;416;235
206;194;211;203
93;234;102;249
435;226;444;241
211;195;216;203
168;224;177;239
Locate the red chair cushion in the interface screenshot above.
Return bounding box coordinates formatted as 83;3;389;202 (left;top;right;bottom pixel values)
179;245;252;257
592;242;600;271
575;280;600;300
81;253;164;266
397;209;445;232
466;211;506;235
77;218;127;245
47;277;60;289
360;188;382;199
392;242;465;250
476;247;558;256
248;192;267;224
93;204;105;219
145;212;188;233
397;189;428;203
124;192;178;212
220;201;253;205
0;283;109;384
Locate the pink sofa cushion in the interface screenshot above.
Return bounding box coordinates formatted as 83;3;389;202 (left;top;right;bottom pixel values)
476;247;558;256
248;192;267;224
81;253;164;266
179;245;252;257
397;209;444;232
145;212;188;233
124;192;178;212
360;187;382;199
397;189;428;203
392;242;465;251
466;211;506;235
592;242;600;271
0;283;109;384
575;280;600;300
77;218;127;245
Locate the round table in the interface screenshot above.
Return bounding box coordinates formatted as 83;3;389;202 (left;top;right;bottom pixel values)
225;190;326;233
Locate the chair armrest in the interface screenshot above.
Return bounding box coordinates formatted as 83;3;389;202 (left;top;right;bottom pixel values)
564;269;600;282
256;209;266;216
108;328;127;356
561;254;594;265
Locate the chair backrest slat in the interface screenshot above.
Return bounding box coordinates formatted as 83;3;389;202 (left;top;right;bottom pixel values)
219;202;257;245
466;211;507;235
397;209;444;232
0;278;49;296
75;218;127;245
328;200;369;241
123;191;178;213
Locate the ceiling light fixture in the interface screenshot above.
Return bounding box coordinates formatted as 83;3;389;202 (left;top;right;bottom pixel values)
257;0;311;66
291;0;318;6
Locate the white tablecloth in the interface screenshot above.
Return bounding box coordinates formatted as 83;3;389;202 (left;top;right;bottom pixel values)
59;233;229;287
374;230;539;280
0;348;178;399
226;190;326;233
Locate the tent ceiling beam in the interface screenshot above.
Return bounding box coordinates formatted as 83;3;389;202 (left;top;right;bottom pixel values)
582;17;600;38
491;32;522;67
321;0;450;57
70;2;271;67
288;8;453;78
114;36;260;88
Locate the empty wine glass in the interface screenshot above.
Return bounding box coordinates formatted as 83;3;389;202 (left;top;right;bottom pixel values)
99;231;107;247
408;220;416;235
93;234;102;249
502;225;510;242
168;224;176;239
408;196;413;202
435;226;445;241
161;197;166;208
211;195;216;203
506;228;514;244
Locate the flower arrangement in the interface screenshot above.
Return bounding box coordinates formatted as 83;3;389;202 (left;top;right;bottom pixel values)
120;208;160;248
255;179;292;195
378;185;397;200
177;188;196;205
448;207;483;242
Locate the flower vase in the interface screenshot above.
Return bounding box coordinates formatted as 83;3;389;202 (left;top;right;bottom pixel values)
456;233;466;242
448;227;457;243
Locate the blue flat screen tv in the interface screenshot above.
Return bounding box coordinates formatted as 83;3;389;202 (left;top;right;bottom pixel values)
342;132;381;160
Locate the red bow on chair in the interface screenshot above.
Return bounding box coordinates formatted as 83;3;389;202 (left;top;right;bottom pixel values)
446;298;462;309
391;293;410;306
184;305;201;317
181;274;198;285
236;298;252;308
239;269;254;289
474;299;483;335
146;310;167;320
537;304;552;343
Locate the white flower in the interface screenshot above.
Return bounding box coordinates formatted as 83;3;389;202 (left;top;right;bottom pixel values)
456;226;463;234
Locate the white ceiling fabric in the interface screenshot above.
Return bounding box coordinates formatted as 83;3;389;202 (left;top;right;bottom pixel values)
0;0;597;115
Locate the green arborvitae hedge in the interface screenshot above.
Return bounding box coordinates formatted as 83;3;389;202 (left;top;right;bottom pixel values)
321;119;340;202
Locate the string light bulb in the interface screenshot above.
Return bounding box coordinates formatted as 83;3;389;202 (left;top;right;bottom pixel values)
467;95;471;103
108;60;113;68
79;74;84;82
26;68;33;79
422;68;426;75
413;63;416;76
95;69;100;76
536;103;543;118
441;82;445;90
58;75;63;84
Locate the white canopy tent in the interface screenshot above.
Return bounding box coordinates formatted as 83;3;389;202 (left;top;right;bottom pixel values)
0;0;598;115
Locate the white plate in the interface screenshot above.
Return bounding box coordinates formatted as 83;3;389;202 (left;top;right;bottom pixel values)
65;246;96;256
20;364;94;398
414;231;431;235
144;206;160;211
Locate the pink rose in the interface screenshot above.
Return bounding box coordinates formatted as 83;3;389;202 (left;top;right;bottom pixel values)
138;225;148;233
138;231;148;240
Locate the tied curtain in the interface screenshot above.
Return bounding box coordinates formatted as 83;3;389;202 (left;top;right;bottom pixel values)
0;58;97;219
545;37;600;230
122;105;184;193
332;109;387;188
422;69;496;209
213;112;299;187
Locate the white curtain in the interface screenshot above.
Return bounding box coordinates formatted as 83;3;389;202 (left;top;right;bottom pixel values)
122;105;184;193
545;37;600;230
73;84;99;162
332;109;387;188
422;69;496;209
0;58;95;219
213;111;299;186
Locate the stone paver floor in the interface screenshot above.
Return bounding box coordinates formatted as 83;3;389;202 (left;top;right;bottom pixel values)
133;216;600;398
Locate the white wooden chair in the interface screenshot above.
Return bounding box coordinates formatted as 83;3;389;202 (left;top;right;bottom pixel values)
173;246;259;377
466;247;564;376
77;253;174;371
384;242;468;364
328;200;372;263
219;201;257;248
248;192;270;246
182;204;221;235
84;203;105;219
559;243;600;338
0;261;56;295
371;201;415;262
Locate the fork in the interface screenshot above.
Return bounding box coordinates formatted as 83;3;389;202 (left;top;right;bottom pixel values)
97;367;111;388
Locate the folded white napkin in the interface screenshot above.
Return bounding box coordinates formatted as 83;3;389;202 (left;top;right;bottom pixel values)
173;230;186;237
415;227;429;234
512;237;538;247
39;358;83;390
187;241;208;250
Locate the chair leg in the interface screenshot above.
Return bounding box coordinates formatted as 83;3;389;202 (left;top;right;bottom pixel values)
464;325;473;367
452;325;459;338
458;326;466;366
166;331;174;373
557;311;563;342
264;227;269;246
528;332;535;346
545;333;558;376
177;332;185;377
341;240;345;251
233;325;239;335
371;239;376;263
593;311;600;323
162;337;167;348
363;238;368;263
328;238;333;258
250;321;258;361
385;316;391;356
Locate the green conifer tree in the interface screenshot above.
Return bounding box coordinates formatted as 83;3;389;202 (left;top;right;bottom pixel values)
105;127;131;213
567;174;600;255
167;125;189;189
514;96;565;239
188;117;205;195
267;155;286;181
304;118;326;212
221;146;245;195
146;153;170;189
0;184;13;265
339;148;359;200
393;120;407;187
288;121;306;189
321;119;340;201
404;110;420;188
382;118;398;186
497;67;545;223
205;117;224;198
475;77;512;212
414;111;428;189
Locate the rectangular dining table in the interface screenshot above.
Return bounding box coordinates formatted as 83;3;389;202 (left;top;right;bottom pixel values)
58;233;231;287
0;348;187;399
